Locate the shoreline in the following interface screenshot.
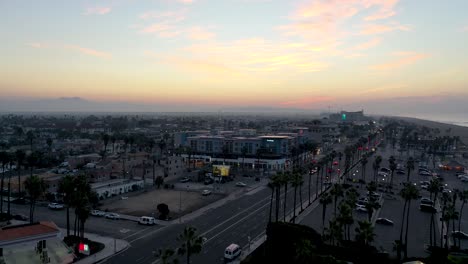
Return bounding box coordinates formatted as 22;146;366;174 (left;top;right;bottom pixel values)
389;115;468;145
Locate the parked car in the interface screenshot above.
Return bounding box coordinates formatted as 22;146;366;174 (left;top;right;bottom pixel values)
202;190;212;196
13;214;28;221
48;203;64;210
396;170;405;175
204;178;214;185
91;210;105;217
355;205;368;213
419;171;432;176
105;213;121;220
420;198;434;206
452;231;468;239
420;204;437;213
376;218;394;225
180;177;191;183
139;216;156;225
235;182;247;187
380;168;391;174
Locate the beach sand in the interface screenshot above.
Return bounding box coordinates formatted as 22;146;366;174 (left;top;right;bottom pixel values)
391;116;468;145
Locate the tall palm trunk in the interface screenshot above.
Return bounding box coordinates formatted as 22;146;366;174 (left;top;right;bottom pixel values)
308;173;312;205
7;169;12;215
17;164;22;197
315;168;319;199
429;212;434;246
268;186;274;223
152;160;156;186
299;183;303;211
459;202;466;247
398;199;408;260
292;186;297;223
283;183;288;222
66;206;70;237
321;204;326;235
275;188;280;222
404;200;411;259
0;167;4;215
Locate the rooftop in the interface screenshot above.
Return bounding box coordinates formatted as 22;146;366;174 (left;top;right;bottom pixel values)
0;222;60;245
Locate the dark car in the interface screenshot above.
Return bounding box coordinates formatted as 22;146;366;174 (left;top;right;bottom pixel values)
204;178;214;185
420;204;437;213
376;218;394;225
452;231;468;239
396;170;405;175
180;177;191;183
13;214;28;221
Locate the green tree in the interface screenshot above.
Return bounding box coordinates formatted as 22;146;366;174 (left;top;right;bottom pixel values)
294;239;313;264
399;183;419;259
355;220;375;246
58;175;75;237
0;151;8;216
291;172;303;223
241;145;248;171
360;155;368;183
177;226;203;264
458;190;468;246
101;134;110;159
319;193;332;235
26;130;34;152
155;176;164;188
330;184;343;216
24;175;47;223
428;179;442;246
406;157;415;182
15;149;26;197
155;248;179;264
281;171;291;222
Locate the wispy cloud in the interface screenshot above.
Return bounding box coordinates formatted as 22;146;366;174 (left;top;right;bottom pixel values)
27;42;47;48
186;27;215;40
360;23;410;35
461;26;468;32
65;45;112;59
354;38;381;50
84;7;111;15
139;9;187;22
371;51;427;71
278;96;334;108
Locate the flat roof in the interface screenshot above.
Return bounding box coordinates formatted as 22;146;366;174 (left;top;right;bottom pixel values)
258;135;291;139
0;222;60;244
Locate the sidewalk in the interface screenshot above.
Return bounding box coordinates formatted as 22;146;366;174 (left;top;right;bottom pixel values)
60;228;129;264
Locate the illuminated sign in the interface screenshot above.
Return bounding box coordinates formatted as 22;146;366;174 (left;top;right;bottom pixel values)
342;114;346;120
213;165;230;177
266;139;274;142
79;243;90;255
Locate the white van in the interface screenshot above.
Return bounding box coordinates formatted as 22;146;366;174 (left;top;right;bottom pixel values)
224;244;241;260
139;216;156;225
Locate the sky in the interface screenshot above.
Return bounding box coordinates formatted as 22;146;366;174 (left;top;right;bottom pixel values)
1;0;468;115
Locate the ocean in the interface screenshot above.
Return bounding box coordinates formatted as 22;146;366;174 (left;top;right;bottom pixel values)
406;114;468;128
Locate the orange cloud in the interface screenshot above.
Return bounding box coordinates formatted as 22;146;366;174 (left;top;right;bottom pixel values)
65;45;112;59
371;52;427;70
139;9;187;22
278;96;334;108
354;38;381;50
360;23;409;35
84;7;111;15
178;0;194;3
187;27;215;40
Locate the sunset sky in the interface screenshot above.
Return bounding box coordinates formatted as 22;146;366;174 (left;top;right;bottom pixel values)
1;0;468;113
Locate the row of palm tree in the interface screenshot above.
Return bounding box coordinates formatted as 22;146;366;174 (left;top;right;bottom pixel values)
156;226;204;264
321;183;376;247
268;169;306;224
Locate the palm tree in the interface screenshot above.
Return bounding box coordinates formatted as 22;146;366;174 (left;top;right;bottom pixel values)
177;226;203;264
294;239;313;264
399;183;419;259
267;181;275;223
102;133;110;159
291;172;303;223
71;175;97;239
360;155;368;183
110;135;117;153
337;202;354;241
24;175;46;223
389;159;397;188
355;220;375;246
428;179;441;246
440;192;451;248
330;184;343;216
319;193;332;234
307;163;314;205
372;156;382;182
155;248;178;264
46;138;53;159
241;146;248;171
15;149;26;197
458;190;468;246
0;151;8;216
281;171;291;222
58;175;75;237
406;157;415;182
274;173;282;222
26;130;34;152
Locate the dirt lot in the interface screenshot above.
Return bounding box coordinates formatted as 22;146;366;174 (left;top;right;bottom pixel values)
100;188;224;219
